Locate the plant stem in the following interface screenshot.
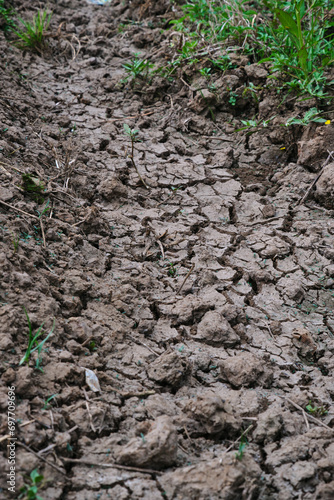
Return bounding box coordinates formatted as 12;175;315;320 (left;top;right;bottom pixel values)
130;137;149;189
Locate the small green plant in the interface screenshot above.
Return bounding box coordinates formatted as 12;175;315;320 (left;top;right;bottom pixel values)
285;107;328;126
36;200;51;219
235;436;248;461
233;424;253;460
122;54;153;83
211;54;236;72
21;174;45;203
235;438;248;460
199;67;211;78
43;394;59;410
236;115;276;133
19;469;44;500
88;340;97;352
242;82;262;102
228;91;238;106
305;400;328;417
123;124;148;189
166;262;178;278
19;308;55;372
14;10;52;54
11;232;20;253
0;0;16;32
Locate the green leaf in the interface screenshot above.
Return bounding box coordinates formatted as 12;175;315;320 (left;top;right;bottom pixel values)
123;124;131;135
275;9;300;44
30;469;43;484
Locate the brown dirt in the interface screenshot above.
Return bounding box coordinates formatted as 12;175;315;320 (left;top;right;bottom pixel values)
1;1;334;499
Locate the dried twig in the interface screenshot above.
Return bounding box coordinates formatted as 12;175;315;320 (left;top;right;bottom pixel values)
297;151;333;206
219;424;253;461
127;334;160;356
101;374;155;399
38;426;78;455
17;441;66;475
177;264;195;294
62;457;161;475
285;397;333;432
0;200;39;219
83;389;96;433
40;217;46;248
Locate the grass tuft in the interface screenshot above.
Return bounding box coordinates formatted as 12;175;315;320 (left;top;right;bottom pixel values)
13;10;52;54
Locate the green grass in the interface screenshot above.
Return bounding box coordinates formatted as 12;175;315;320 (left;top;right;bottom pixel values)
168;0;334;97
122;54;153;84
11;232;20;253
0;0;16;32
19;308;55;372
13;10;52;54
43;394;59;410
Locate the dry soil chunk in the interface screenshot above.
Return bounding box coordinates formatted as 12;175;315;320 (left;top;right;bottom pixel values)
220;352;273;388
160;454;261;499
147;350;191;387
244;63;268;81
313;162;334;208
115;416;177;469
192;310;240;347
298;125;334;170
185;392;237;436
253;404;284;444
98;177;128;200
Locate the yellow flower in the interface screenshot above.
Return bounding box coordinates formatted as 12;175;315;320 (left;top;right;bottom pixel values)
325;120;331;125
280;147;286;150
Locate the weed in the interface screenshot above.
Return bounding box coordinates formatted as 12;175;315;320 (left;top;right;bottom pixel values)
235;436;248;461
19;308;55;372
285;107;327;126
199;67;211;78
228;91;238;106
169;0;334;97
88;340;97;352
21;173;45;203
305;400;328;416
43;394;59;410
11;232;19;253
166;262;178;278
0;0;16;32
211;54;236;72
236;115;276;133
19;469;44;500
123;124;148;189
36;199;51;219
13;10;52;54
208;82;217;92
122;54;153;83
242;82;262;103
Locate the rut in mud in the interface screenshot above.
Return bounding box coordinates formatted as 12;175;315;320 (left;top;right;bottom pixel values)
1;1;334;499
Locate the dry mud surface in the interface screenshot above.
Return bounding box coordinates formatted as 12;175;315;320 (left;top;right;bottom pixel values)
1;1;334;499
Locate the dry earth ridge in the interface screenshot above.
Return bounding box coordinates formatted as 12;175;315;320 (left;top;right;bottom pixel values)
0;0;334;499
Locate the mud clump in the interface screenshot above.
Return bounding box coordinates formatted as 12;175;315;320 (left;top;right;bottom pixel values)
115;416;178;469
160;454;262;499
219;352;273;388
313;162;334;208
147;350;191;387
